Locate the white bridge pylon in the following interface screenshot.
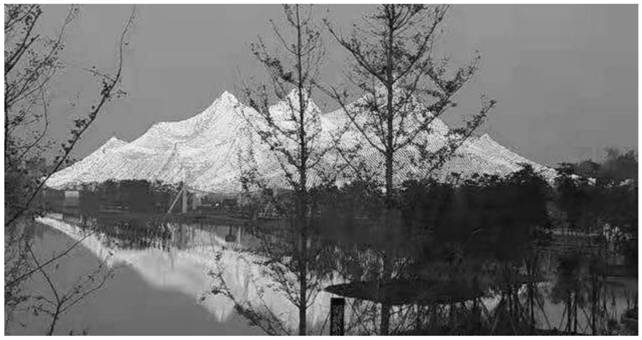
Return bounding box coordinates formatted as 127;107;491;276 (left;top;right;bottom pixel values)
165;153;210;214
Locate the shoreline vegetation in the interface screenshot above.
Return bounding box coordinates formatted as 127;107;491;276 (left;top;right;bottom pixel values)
5;4;637;336
28;158;637;335
23;208;637;335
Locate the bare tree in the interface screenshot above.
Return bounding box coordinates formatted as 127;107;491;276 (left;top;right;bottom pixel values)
216;4;335;335
27;244;116;335
5;5;134;226
324;5;495;334
4;4;136;330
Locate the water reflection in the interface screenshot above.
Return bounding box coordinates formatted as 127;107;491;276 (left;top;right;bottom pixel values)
22;214;637;335
34;214;339;334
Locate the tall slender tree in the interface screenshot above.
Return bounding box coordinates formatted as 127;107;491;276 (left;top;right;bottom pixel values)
325;5;495;334
232;4;332;335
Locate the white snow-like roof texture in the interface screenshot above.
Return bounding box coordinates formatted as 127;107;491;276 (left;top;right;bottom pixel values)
46;90;556;193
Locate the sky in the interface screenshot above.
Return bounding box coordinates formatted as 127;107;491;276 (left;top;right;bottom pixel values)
35;4;637;167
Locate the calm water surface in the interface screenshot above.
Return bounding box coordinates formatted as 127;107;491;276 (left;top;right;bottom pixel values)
9;216;283;335
7;214;637;335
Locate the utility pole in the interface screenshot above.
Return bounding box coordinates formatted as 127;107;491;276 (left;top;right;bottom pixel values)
181;182;187;214
181;167;188;214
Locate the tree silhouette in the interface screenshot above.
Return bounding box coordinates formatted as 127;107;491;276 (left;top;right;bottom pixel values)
4;4;136;331
217;5;335;335
324;5;495;333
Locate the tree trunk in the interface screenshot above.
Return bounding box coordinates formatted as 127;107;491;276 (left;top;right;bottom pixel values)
566;294;572;332
527;258;535;332
47;307;60;335
294;5;308;335
380;7;396;335
380;252;392;335
529;283;535;332
573;292;578;333
296;187;308;335
298;252;307;335
591;274;597;335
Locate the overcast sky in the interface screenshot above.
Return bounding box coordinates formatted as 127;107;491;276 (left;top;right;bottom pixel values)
38;4;637;167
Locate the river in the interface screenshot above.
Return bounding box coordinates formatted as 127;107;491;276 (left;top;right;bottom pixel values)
6;214;637;335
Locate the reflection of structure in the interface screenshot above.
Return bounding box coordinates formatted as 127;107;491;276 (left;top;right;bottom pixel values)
36;216;334;334
35;216;638;335
224;226;242;243
325;279;485;306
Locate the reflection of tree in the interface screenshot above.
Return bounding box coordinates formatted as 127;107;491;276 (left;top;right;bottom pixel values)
324;5;495;333
218;160;635;335
553;151;637;334
211;4;338;335
209;215;336;334
313;166;556;334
